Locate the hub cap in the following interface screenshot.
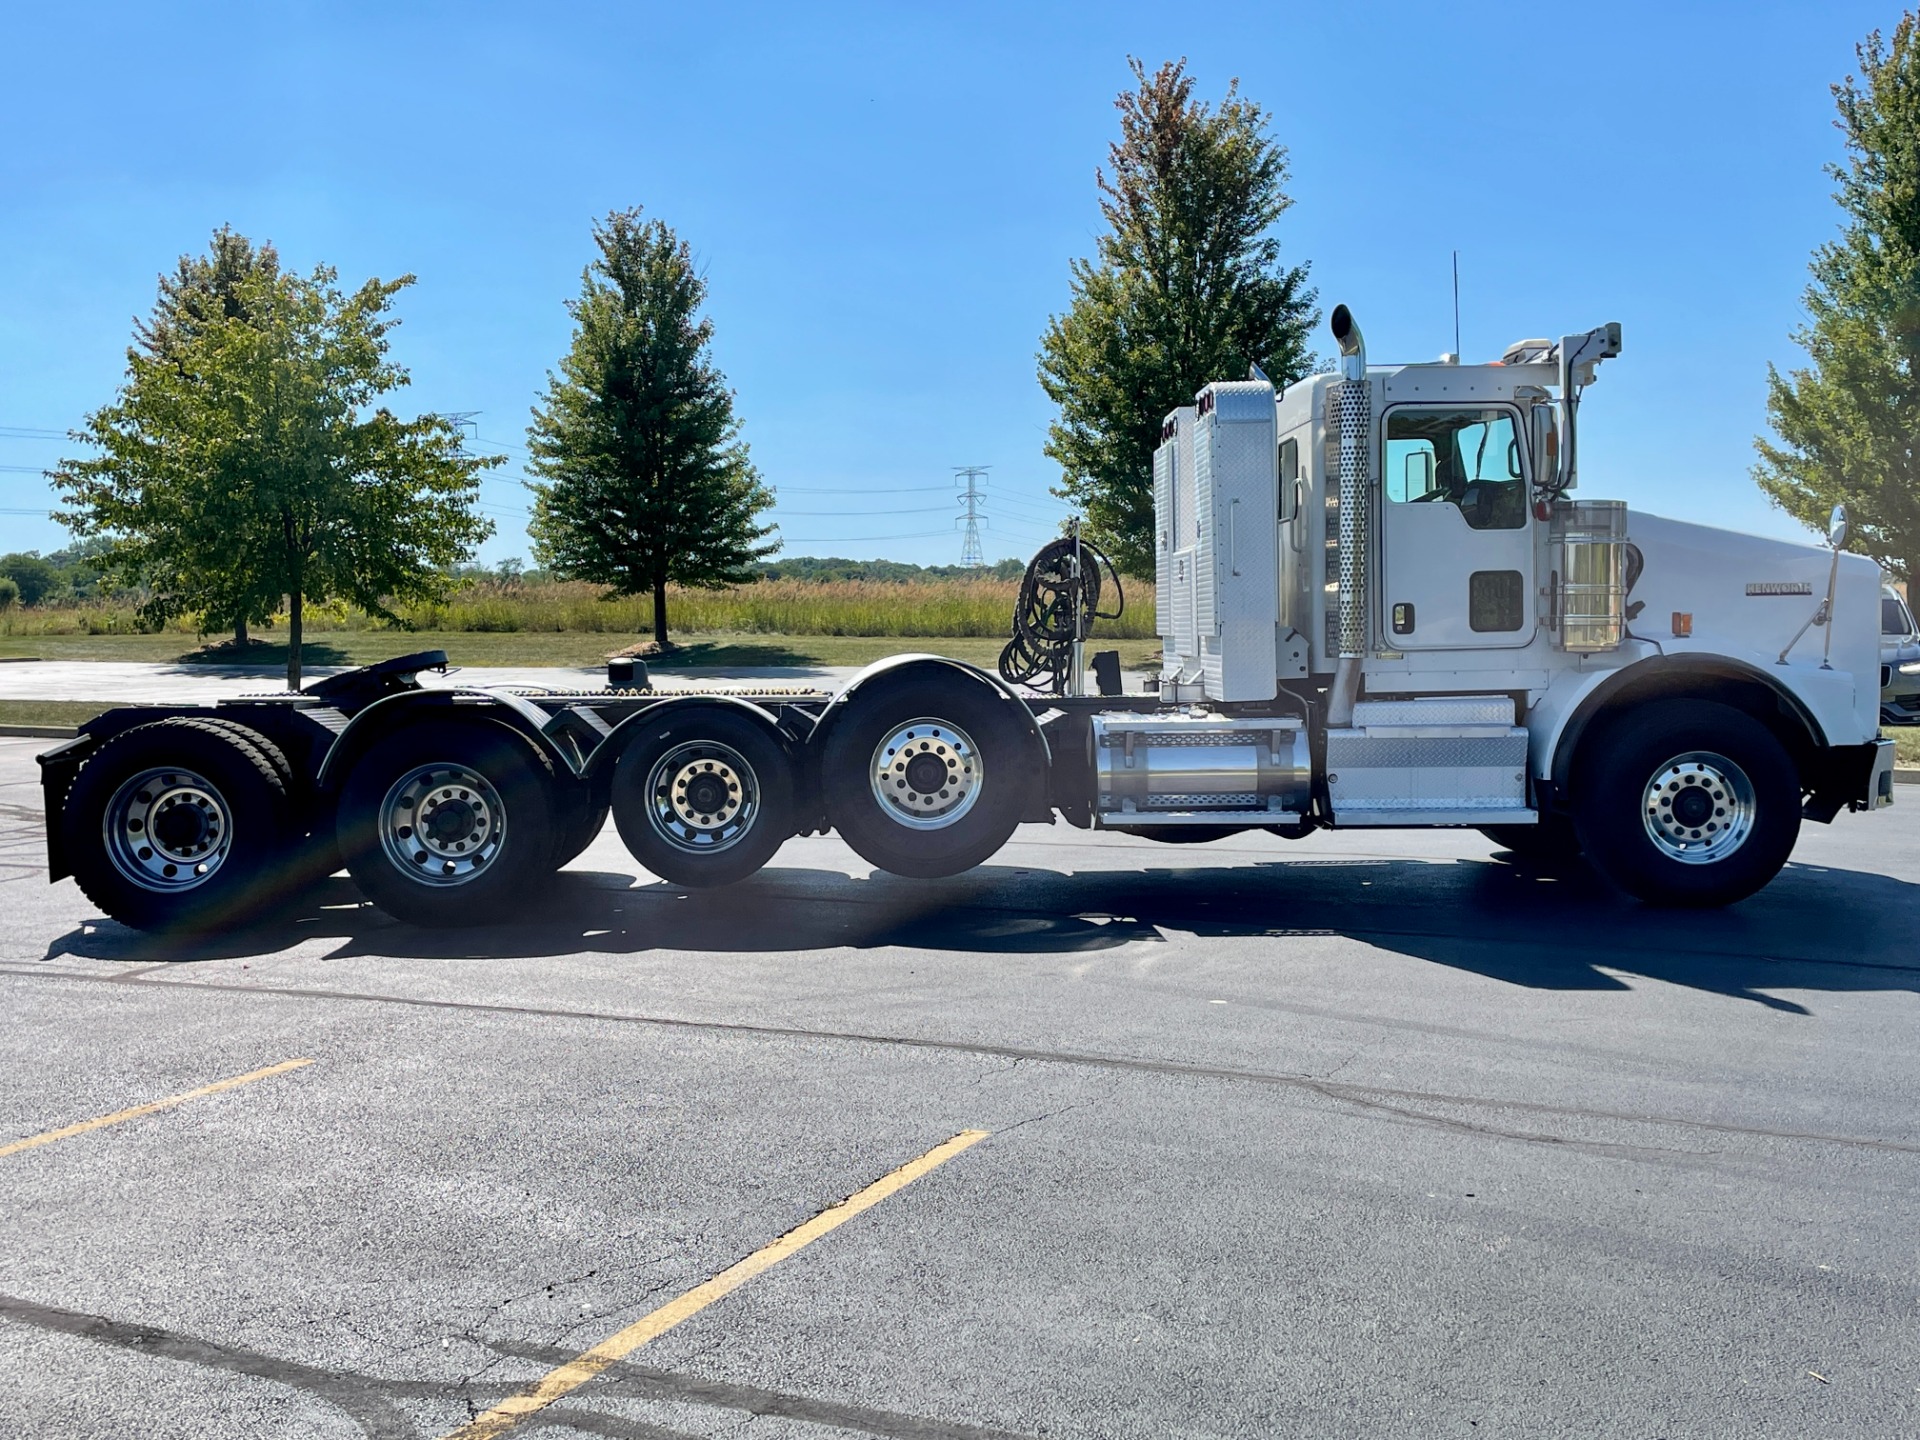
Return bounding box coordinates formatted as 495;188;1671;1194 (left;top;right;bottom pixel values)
104;767;231;892
379;763;506;887
1641;751;1756;864
869;718;982;830
646;741;758;854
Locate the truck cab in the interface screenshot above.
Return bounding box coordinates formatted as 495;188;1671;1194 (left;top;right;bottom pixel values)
1147;307;1895;902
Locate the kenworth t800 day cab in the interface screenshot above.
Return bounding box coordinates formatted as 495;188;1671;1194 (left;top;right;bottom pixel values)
37;306;1897;931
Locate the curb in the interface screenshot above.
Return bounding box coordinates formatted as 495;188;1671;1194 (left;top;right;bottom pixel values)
0;657;44;664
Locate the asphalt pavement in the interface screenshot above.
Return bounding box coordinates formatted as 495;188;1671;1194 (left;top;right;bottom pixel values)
2;734;1917;1438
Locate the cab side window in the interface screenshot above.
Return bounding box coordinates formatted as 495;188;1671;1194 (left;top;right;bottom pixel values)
1384;407;1527;530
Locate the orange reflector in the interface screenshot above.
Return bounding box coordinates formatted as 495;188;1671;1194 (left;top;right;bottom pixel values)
1672;612;1693;638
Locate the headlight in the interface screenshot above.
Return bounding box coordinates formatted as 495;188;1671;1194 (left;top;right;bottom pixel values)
1901;661;1920;677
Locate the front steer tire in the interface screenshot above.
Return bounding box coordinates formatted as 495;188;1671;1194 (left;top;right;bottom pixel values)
1572;699;1800;907
62;718;292;933
336;722;556;926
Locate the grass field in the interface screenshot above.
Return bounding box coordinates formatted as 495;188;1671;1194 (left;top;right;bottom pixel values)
0;577;1156;643
0;699;103;729
0;630;1161;672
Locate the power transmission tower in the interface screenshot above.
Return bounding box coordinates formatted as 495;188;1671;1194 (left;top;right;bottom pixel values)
955;466;989;567
445;411;481;456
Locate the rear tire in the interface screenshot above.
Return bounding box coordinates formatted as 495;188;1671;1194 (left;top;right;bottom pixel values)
336;722;556;926
197;717;341;890
63;719;291;932
612;707;794;888
1572;699;1800;907
820;673;1030;878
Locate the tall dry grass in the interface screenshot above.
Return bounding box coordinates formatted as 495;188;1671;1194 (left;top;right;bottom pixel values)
0;577;1157;640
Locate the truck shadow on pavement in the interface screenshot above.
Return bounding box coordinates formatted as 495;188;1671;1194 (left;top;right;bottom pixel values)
44;846;1920;1013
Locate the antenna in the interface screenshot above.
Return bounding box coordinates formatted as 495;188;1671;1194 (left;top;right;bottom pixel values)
1451;251;1461;360
955;466;989;567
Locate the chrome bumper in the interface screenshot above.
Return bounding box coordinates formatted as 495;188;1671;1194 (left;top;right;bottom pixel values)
1868;736;1898;809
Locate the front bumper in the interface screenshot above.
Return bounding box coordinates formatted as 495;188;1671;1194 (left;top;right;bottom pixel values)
1868;736;1898;810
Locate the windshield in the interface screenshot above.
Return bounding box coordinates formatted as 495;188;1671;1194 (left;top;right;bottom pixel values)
1885;595;1916;637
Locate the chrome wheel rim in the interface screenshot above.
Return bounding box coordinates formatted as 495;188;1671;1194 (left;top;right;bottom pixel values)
869;718;982;830
646;740;758;854
1641;751;1756;864
104;766;231;893
379;763;506;887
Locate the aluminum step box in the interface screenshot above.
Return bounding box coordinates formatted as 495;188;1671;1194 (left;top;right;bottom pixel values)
1327;694;1534;827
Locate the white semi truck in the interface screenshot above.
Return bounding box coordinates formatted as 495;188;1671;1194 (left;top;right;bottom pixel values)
37;306;1897;930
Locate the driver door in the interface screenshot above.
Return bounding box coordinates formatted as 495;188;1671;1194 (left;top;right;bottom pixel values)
1379;404;1535;650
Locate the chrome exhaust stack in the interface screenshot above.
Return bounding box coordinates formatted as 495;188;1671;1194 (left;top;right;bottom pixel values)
1328;304;1368;727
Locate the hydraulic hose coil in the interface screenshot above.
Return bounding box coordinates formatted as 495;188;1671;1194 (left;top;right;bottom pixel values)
997;537;1124;695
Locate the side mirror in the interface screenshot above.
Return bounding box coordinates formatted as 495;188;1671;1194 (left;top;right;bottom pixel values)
1530;405;1561;488
1828;503;1850;550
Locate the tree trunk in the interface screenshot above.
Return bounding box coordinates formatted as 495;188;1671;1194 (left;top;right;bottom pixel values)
652;561;670;648
234;616;248;648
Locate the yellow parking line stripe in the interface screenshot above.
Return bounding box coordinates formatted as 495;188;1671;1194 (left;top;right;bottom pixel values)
442;1127;991;1440
0;1058;313;1159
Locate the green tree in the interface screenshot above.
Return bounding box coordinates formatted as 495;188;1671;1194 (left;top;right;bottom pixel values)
0;552;58;606
56;263;496;688
1038;58;1318;575
1756;18;1920;584
138;225;282;365
528;208;775;647
0;577;18;611
126;227;286;644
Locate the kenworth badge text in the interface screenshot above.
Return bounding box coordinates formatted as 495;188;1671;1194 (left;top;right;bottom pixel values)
38;307;1898;930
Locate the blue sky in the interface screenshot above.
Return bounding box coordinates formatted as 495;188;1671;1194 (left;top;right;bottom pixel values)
0;1;1895;568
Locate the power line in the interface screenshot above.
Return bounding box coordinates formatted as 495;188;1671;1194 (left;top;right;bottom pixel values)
0;426;66;440
777;504;953;517
990;500;1065;518
777;529;960;543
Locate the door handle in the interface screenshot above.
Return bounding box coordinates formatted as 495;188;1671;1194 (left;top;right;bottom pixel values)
1228;499;1240;576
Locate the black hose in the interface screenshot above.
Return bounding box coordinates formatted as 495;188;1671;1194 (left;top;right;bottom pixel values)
997;536;1124;694
1619;541;1662;653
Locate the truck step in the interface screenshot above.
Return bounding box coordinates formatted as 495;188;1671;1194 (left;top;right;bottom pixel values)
1329;695;1531;825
